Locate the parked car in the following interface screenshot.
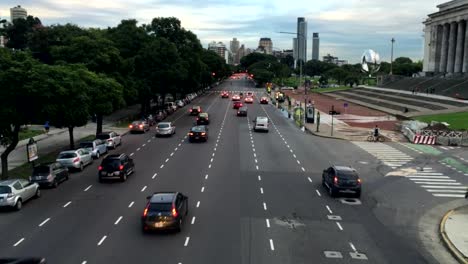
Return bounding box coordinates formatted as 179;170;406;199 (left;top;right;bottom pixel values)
129;121;150;133
155;122;176;137
165;102;178;111
98;154;135;182
322;165;361;198
142;192;189;232
79;139;108;159
155;111;167;122
176;100;185;108
96;131;122;149
30;163;69;188
237;106;248;117
56;149;93;171
0;179;40;210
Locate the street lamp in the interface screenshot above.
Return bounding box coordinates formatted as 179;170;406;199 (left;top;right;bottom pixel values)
279;31;307;131
390;38;395;75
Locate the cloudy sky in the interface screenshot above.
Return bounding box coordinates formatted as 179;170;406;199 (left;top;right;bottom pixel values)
1;0;444;63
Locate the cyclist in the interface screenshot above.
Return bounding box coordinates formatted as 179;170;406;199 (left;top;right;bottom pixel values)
373;125;380;142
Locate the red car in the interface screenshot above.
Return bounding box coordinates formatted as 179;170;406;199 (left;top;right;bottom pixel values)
221;91;229;98
233;102;243;109
260;97;268;104
244;97;254;104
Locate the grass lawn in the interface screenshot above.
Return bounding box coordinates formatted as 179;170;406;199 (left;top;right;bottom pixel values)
19;129;44;141
414;112;468;130
7;134;95;180
312;86;354;93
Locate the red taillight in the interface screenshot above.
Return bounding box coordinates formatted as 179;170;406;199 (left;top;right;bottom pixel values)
201;132;206;136
357;178;362;184
196;118;199;120
73;158;80;163
98;166;103;171
143;207;148;217
172;207;178;218
189;109;192;112
139;125;143;128
129;125;133;128
189;132;194;136
333;176;338;185
119;165;124;170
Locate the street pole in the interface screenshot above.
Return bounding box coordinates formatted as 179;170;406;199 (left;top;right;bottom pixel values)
390;37;395;75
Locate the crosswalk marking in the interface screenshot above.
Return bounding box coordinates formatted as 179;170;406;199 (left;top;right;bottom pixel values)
406;168;467;198
353;142;413;169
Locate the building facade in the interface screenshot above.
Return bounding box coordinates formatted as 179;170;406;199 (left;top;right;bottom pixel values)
208;41;228;64
297;17;307;62
10;5;27;21
423;0;468;75
0;36;5;48
312;33;320;60
258;38;273;54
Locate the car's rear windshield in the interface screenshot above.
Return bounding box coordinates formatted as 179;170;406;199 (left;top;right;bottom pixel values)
338;171;358;179
96;134;110;140
199;113;208;118
158;124;170;128
79;142;93;148
58;153;76;159
101;159;121;168
149;202;172;212
33;166;50;175
132;121;141;126
191;127;205;132
0;186;12;194
192;106;199;109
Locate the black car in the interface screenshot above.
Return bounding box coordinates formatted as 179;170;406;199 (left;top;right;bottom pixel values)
188;126;208;142
189;106;201;116
196;113;210;125
30;163;69;188
98;154;135;182
142;192;189;232
237;106;248;117
322;165;361;198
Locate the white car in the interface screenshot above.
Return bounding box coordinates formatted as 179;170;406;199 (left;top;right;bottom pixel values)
96;131;122;149
56;149;93;171
0;179;40;210
253;116;269;132
176;100;185;108
155;122;176;137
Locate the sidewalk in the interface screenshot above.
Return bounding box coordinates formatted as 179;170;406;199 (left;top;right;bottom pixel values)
441;204;468;264
0;105;140;173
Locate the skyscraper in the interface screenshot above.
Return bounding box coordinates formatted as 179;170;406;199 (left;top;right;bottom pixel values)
208;41;228;63
312;33;320;61
230;38;240;54
10;5;27;21
258;38;273;54
297;17;307;63
293;38;298;60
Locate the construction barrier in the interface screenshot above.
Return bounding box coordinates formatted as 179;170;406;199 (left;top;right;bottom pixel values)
413;134;436;145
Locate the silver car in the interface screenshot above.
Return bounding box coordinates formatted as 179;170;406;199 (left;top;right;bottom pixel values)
56;149;93;171
0;179;40;210
79;139;108;159
96;131;122;149
155;122;176;137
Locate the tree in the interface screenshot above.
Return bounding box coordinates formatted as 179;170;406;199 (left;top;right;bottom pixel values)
240;53;277;69
280;55;295;69
326;68;348;85
250;68;274;87
304;60;337;77
5;16;42;50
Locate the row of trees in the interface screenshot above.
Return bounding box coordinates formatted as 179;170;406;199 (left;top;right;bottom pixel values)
0;16;230;179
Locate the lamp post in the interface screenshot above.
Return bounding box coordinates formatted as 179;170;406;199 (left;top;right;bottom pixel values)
390;37;395;75
279;31;306;131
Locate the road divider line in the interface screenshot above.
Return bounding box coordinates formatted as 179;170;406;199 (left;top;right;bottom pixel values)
269;239;275;251
266;218;270;228
210;158;214;163
165;158;169;163
301;167;305;172
209;164;212;169
141;186;147;192
84;185;92;192
263;202;267;211
196;201;200;208
260;187;264;194
129;153;134;157
258;175;262;181
160;164;164;169
256;165;259;170
81;261;87;264
255;159;258;163
114;216;123;225
142;144;146;147
184;237;190;247
293;154;297;158
308;177;312;183
170;152;174;157
97;235;107;246
326;205;333;214
191;217;196;225
38;218;50;227
212;153;215;157
349;242;357;252
152;173;157;179
147;139;151;143
137;148;141;151
13;238;24;247
316;190;321;197
205;174;209;180
337;222;343;231
297;160;301;165
201;187;205;193
63;201;72;208
128;201;134;208
175;147;178;151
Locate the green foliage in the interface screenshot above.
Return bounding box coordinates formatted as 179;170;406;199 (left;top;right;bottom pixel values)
4;16;42;50
240;53;277;69
414;112;468;130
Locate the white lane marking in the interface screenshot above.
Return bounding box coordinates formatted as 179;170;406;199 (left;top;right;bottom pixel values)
253;148;256;152
38;218;51;227
297;160;301;165
326;205;333;214
263;202;267;211
256;165;259;170
201;187;205;193
142;144;146;147
212;153;215;157
147;139;151;143
209;164;212;169
128;201;134;208
252;144;254;148
63;201;72;208
308;177;313;183
266;218;270;228
301;167;305;172
293;154;297;158
316;190;322;197
253;153;257;157
152;173;157;179
258;175;262;181
349;242;357;252
114;216;123;225
260;187;264;194
130;153;134;157
210;158;214;163
214;148;217;151
255;159;258;163
191;217;196;225
290;149;293;153
269;239;275;251
170;152;174;157
178;143;182;147
165;158;170;163
84;185;92;192
137;148;141;151
97;235;107;246
141;186;147;192
287;145;291;148
184;237;190;247
175;148;178;151
205;174;209;180
13;238;24;247
81;261;87;264
160;164;164;169
196;201;200;208
336;222;343;231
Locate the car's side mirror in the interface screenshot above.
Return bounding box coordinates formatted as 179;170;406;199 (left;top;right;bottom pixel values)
146;195;152;200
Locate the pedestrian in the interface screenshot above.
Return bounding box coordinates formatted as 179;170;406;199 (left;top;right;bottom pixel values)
412;88;415;95
426;88;429;95
373;125;380;142
44;121;50;134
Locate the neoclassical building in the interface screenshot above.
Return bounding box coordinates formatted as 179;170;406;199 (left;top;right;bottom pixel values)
423;0;468;75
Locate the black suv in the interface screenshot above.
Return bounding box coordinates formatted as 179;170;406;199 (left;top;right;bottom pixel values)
98;154;135;182
142;192;189;232
196;113;210;125
322;166;361;198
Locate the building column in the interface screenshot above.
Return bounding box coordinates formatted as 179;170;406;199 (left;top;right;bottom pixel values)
454;20;465;73
463;20;468;73
447;21;458;73
435;25;443;72
439;23;450;73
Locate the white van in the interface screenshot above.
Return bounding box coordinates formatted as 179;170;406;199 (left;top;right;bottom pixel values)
253;116;269;132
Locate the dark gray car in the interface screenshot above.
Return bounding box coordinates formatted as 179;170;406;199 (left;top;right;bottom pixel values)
30;163;69;188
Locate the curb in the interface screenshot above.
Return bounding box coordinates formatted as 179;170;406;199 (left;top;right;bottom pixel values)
304;126;347;140
440;209;468;264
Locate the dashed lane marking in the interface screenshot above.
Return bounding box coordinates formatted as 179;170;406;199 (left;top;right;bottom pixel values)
260;187;264;194
141;186;147;192
137;148;141;151
63;201;72;208
336;222;343;231
38;218;50;227
152;173;157;179
263;202;268;211
13;238;24;247
205;174;209;180
97;235;107;246
258;175;262;181
349;242;357;252
316;190;322;197
160;164;164;169
269;239;275;251
84;185;92;192
129;153;134;157
170;152;174;157
114;216;123;225
326;205;333;214
266;218;270;228
184;237;190;247
191;217;196;225
201;187;205;193
196;201;200;208
308;177;312;183
128;201;134;208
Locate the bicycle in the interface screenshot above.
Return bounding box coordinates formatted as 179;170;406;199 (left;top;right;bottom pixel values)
367;132;385;142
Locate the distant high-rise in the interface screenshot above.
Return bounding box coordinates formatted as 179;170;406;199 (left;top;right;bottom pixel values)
208;41;228;63
312;33;320;61
230;38;239;53
10;5;27;21
293;38;298;60
297;17;307;62
258;38;273;55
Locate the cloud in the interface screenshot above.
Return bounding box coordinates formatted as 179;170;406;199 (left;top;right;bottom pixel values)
0;0;443;62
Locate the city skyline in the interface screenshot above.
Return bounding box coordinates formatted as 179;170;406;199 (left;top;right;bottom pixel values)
0;0;444;63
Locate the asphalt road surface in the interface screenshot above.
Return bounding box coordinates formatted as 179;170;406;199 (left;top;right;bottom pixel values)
0;78;465;264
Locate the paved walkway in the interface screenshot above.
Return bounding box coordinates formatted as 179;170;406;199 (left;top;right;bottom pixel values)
442;204;468;263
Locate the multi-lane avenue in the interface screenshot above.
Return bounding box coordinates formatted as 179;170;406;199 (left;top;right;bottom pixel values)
0;78;466;264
